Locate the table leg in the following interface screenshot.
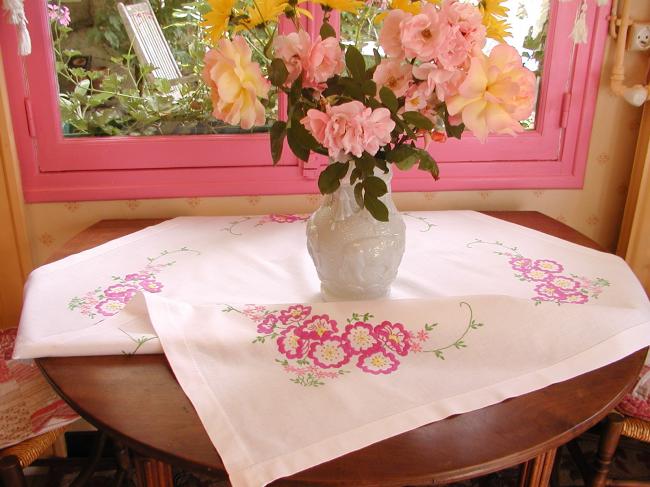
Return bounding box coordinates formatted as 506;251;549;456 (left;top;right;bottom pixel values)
518;449;557;487
133;456;174;487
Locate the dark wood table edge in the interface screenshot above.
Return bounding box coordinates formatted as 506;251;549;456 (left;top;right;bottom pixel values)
35;211;647;486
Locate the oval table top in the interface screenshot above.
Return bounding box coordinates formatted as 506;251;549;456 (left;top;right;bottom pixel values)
37;211;645;486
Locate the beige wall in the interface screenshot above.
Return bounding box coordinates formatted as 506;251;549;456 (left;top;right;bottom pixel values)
23;4;650;266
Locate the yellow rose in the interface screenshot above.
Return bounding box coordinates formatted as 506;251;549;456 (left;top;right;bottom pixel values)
202;36;270;130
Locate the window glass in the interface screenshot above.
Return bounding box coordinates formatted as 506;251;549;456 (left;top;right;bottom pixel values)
48;0;274;137
339;0;550;129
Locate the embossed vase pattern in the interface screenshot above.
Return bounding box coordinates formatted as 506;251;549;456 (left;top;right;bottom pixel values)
306;168;405;301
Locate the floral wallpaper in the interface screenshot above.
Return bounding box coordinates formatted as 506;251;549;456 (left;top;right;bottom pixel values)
23;5;650;266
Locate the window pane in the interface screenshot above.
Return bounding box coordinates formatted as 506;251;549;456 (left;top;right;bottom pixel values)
340;0;550;129
48;0;274;137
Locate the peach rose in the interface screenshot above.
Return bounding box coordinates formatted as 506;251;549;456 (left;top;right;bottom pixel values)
379;9;408;58
306;36;345;87
203;36;270;130
400;4;441;62
273;31;312;86
302;102;395;161
373;59;413;98
446;45;536;142
362;107;395;155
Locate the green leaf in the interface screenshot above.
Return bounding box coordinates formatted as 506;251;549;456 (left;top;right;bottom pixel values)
446;121;465;140
345;45;366;81
354;183;364;209
355;153;375;176
270;121;287;164
269;59;289;87
416;149;440;180
350;167;361;185
373;48;382;67
318;162;350;194
379;87;398;113
320;22;336;39
363;194;389;221
402;111;434;131
386;145;419;171
361;79;377;97
74;79;91;97
287;134;309;162
363;176;387;197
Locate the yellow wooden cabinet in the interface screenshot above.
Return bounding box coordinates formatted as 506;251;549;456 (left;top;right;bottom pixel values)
0;51;32;329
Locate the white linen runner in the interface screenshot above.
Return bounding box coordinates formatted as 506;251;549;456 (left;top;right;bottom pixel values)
15;211;650;486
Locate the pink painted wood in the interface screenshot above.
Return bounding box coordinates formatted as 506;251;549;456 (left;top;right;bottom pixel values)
0;0;609;202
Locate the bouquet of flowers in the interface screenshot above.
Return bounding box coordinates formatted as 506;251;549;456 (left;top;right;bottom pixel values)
201;0;536;220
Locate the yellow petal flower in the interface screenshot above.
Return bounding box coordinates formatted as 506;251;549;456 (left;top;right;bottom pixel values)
479;0;512;42
202;0;236;45
238;0;289;30
312;0;363;15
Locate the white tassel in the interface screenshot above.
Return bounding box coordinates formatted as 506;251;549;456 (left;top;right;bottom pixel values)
571;0;589;44
3;0;31;56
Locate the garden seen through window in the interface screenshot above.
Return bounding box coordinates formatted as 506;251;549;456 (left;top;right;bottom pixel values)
50;0;548;138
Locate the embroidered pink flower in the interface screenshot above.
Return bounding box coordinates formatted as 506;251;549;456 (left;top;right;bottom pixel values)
522;268;551;282
546;276;580;292
533;259;564;273
124;272;151;282
308;337;351;369
203;36;270;130
277;326;309;359
509;257;532;271
416;329;429;342
357;349;399;374
104;284;138;301
373;59;413;98
446;45;536;142
342;322;379;354
269;214;307;223
298;314;338;340
243;305;267;321
374;321;411;356
279;304;312;324
257;314;279;334
95;299;126;317
561;292;589;304
534;283;566;301
139;280;163;293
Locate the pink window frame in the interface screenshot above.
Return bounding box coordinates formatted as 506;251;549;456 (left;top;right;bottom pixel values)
0;0;608;202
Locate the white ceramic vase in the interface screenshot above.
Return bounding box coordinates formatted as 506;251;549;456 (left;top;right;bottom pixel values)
306;166;406;301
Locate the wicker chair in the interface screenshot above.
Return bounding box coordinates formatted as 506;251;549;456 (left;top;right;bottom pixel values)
569;365;650;487
0;427;66;487
0;328;78;486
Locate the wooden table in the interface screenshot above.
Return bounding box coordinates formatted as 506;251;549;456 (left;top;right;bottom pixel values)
37;212;645;487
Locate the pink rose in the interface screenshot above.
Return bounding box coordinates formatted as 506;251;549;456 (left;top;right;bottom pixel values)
379;9;408;58
446;45;536;142
306;36;345;87
400;4;441;62
362;107;395;155
439;0;486;58
203;36;270;130
373;59;412;98
273;31;312;85
302;102;395;161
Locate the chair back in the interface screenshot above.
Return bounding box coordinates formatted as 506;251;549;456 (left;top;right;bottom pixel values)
117;1;183;83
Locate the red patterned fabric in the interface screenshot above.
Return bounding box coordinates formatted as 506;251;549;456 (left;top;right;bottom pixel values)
0;328;78;449
618;365;650;422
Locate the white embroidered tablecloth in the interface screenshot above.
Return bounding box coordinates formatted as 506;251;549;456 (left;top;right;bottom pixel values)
15;211;650;487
